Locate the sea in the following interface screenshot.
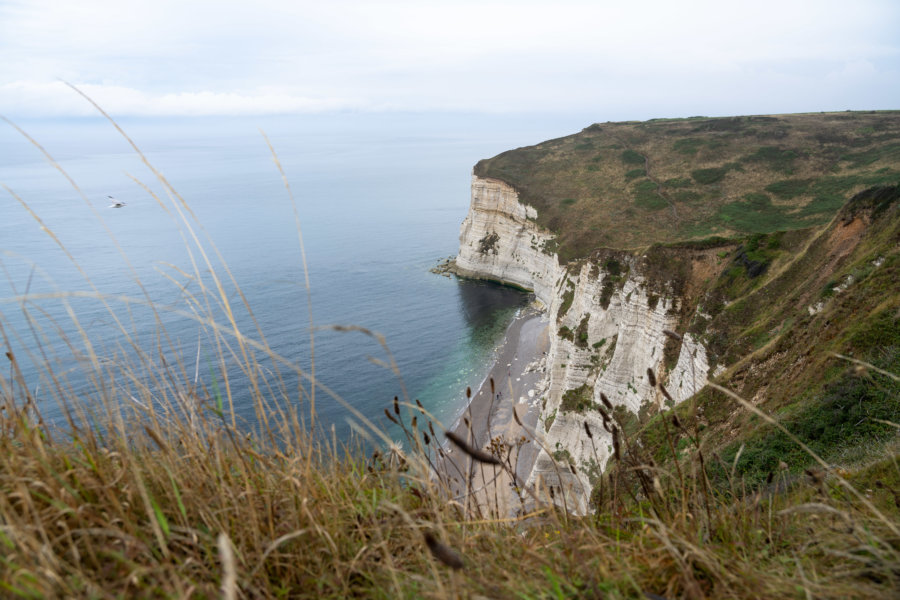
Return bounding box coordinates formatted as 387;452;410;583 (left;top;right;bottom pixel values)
0;111;588;446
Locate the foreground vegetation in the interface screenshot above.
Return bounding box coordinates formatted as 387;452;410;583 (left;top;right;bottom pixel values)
2;105;898;598
2;341;898;598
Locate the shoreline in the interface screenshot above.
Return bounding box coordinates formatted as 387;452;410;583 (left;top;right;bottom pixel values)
444;305;524;435
439;302;550;517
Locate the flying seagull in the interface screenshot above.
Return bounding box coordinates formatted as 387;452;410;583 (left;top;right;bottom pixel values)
108;195;125;208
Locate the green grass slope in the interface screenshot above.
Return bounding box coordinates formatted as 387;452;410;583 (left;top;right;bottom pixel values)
632;185;900;491
474;111;900;261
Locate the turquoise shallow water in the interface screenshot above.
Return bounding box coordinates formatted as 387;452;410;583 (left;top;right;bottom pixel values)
0;112;587;443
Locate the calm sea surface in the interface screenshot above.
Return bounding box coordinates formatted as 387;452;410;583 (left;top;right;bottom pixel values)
0;112;587;443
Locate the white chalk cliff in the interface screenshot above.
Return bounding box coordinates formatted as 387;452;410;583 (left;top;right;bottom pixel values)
453;175;715;514
453;176;563;305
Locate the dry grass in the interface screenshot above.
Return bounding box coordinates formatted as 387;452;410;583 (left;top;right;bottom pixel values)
3;349;898;598
2;105;899;598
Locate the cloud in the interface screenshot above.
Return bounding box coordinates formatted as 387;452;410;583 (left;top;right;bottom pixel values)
1;0;898;117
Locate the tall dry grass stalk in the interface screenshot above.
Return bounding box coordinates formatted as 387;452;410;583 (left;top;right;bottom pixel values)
1;93;898;598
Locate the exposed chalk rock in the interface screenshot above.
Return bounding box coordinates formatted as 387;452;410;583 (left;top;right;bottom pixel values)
452;176;563;305
524;258;714;514
452;174;716;515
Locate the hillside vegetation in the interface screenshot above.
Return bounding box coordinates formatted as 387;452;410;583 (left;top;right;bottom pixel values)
625;185;900;489
474;111;900;260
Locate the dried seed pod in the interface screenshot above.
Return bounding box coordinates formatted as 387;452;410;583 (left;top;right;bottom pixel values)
444;431;501;465
612;428;621;460
646;368;657;388
584;422;593;439
659;385;673;403
600;393;612;410
384;408;399;425
423;532;464;570
393;396;400;415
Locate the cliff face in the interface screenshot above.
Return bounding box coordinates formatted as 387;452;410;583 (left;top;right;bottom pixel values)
453;176;563;305
454;175;717;512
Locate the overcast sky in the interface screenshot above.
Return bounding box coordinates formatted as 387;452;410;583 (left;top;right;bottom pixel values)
1;0;898;120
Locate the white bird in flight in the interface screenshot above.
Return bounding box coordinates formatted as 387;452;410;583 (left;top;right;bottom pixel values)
108;195;125;208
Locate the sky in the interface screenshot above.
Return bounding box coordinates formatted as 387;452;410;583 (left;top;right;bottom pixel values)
1;0;899;120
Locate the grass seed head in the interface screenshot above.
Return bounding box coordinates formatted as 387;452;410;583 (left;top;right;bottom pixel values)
663;329;682;341
600;392;612;410
423;532;464;570
384;408;399;425
513;406;523;427
444;431;501;465
659;385;673;403
612;428;621;460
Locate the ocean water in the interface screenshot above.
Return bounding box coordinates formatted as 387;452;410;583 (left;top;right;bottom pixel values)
0;112;587;444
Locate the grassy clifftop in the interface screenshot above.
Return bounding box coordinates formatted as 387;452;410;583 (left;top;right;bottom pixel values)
474;111;900;261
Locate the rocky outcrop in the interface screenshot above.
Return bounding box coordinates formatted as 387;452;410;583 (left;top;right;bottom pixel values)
524;258;713;513
452;175;715;514
452;176;563;305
